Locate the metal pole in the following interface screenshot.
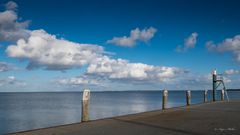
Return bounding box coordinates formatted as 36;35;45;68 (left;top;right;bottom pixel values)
212;69;217;102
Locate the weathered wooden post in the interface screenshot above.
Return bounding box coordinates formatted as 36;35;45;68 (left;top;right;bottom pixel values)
221;89;225;101
81;89;90;122
186;90;191;106
204;90;208;103
162;89;168;110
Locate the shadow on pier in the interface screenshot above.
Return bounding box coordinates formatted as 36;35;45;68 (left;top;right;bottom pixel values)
9;100;240;135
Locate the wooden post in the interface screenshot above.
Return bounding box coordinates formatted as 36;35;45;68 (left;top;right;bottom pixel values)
162;90;168;110
204;90;208;103
81;89;90;122
221;89;225;101
186;90;191;106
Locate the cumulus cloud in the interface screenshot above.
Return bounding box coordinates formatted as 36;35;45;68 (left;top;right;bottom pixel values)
184;32;198;48
0;62;12;72
87;56;187;83
57;76;100;86
176;32;198;52
0;76;26;86
4;2;188;86
57;64;187;88
224;69;240;75
206;35;240;63
5;1;18;11
6;28;187;85
175;72;232;90
178;74;212;89
0;2;30;42
6;30;104;70
6;26;187;84
106;27;157;47
52;53;187;87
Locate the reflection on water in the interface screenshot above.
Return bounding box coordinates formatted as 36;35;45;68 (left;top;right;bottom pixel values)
0;90;239;134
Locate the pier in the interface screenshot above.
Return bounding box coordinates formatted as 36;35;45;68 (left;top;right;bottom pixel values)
9;100;240;135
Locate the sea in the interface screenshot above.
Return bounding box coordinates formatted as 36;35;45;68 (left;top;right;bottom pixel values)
0;90;239;134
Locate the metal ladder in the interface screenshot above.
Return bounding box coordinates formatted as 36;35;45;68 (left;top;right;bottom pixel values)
216;74;229;101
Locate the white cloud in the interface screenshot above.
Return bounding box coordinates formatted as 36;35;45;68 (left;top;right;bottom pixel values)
3;2;189;87
174;73;230;89
57;64;187;88
106;27;157;47
52;53;187;87
185;32;198;48
5;1;18;11
178;73;212;88
176;32;198;52
87;56;187;83
0;4;30;42
57;76;100;86
6;29;104;70
6;28;187;85
206;35;240;63
0;76;26;86
223;76;232;83
2;1;237;90
0;62;12;72
224;69;240;75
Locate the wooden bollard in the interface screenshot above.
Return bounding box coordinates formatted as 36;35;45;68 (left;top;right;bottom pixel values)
186;90;191;106
162;90;168;110
81;89;90;122
204;90;208;103
221;89;225;101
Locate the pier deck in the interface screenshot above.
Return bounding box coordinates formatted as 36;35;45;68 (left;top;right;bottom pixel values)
9;101;240;135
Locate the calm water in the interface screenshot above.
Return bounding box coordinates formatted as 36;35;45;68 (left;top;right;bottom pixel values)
0;90;239;134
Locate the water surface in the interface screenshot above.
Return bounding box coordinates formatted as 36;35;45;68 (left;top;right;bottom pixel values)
0;90;239;134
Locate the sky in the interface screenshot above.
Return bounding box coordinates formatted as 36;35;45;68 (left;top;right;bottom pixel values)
0;0;240;92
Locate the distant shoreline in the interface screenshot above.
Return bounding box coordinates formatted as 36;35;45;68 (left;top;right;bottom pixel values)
227;89;240;91
0;89;240;93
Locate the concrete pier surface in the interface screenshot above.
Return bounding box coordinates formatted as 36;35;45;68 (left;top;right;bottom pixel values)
9;101;240;135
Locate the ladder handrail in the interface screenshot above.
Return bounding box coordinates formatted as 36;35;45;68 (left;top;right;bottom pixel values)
215;75;230;102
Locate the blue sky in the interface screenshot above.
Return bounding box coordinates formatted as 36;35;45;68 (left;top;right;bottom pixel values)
0;0;240;92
